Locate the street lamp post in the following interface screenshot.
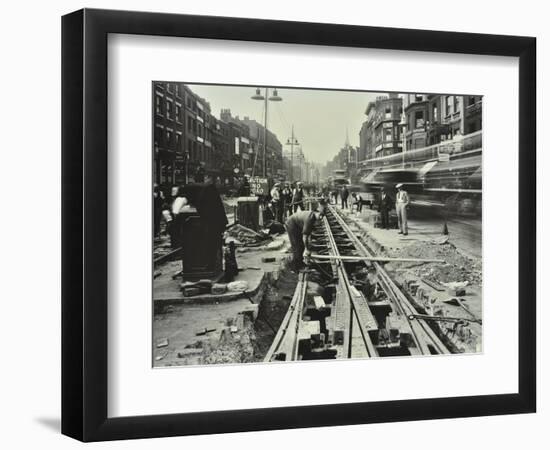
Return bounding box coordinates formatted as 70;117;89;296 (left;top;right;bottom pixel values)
251;87;282;178
286;125;299;183
400;111;407;169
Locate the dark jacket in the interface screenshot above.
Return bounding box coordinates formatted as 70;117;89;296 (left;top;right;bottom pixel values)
341;187;349;200
378;192;394;211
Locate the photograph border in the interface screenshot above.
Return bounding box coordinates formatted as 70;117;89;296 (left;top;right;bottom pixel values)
62;8;536;441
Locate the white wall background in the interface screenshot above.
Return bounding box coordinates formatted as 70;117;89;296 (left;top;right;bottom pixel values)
0;0;546;448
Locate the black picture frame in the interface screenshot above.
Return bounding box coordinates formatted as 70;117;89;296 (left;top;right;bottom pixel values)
62;8;536;442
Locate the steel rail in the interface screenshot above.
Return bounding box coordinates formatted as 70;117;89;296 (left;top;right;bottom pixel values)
328;205;450;355
322;215;378;358
263;272;307;362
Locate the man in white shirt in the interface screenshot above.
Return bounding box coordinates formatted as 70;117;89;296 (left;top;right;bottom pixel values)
395;183;409;235
270;183;283;222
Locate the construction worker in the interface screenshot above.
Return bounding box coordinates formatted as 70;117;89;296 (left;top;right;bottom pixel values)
285;199;327;272
270;182;283;223
282;183;293;219
292;182;305;212
395;183;409;235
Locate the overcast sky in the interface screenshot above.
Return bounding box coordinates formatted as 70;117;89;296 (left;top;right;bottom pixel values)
187;83;382;165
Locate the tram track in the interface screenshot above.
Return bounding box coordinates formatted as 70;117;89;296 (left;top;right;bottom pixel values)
264;205;450;362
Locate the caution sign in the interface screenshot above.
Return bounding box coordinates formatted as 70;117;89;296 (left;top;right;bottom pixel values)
249;177;269;196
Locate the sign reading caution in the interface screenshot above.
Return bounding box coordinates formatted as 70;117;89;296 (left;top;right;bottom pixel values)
250;177;269;196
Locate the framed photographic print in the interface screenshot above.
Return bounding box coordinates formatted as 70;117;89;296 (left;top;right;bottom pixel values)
62;8;536;442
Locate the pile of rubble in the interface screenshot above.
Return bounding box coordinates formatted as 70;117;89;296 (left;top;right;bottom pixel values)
176;304;260;365
386;241;482;285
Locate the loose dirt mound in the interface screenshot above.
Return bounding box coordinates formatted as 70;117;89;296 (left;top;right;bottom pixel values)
386;242;482;285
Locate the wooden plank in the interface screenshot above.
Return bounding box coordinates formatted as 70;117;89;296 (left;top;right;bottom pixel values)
421;278;446;292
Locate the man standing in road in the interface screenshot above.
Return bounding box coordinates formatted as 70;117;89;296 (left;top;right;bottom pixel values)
395;183;409;235
292;181;305;212
378;187;393;230
341;185;349;209
270;182;283;223
282;183;293;219
285;199;327;272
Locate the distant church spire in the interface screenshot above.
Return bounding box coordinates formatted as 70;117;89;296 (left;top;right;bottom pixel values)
345;126;350;148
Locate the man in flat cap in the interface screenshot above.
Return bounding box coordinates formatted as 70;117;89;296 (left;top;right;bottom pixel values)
395;183;409;235
285;199;327;272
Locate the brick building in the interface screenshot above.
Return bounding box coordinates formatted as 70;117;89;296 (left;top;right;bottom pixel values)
359;93;404;161
153;82;221;186
154;83;287;188
403;93;483;150
219;110;283;178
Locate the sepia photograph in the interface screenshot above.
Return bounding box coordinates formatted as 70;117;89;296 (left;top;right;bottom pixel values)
152;82;483;367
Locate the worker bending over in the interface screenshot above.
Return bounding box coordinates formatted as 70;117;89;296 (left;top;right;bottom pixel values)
285;199;327;272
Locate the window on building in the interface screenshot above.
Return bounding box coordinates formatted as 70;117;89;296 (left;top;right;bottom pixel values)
415;110;424;128
166;83;173;93
445;96;452;116
166;101;172;120
454;96;460;113
384;107;391;119
154;125;162;145
175;84;179;96
176;105;181;121
384;128;392;142
176;133;181;149
415;94;423;102
187;116;193;132
166;130;172;144
155;96;162;115
468;96;476;106
432;104;438;122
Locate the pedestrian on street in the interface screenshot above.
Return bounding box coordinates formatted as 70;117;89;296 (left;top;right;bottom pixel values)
285;199;327;272
282;184;293;219
270;182;283;223
395;183;409;235
169;186;192;248
292;182;305;212
194;162;206;183
153;184;164;239
378;187;393;230
352;192;364;213
341;185;349;209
